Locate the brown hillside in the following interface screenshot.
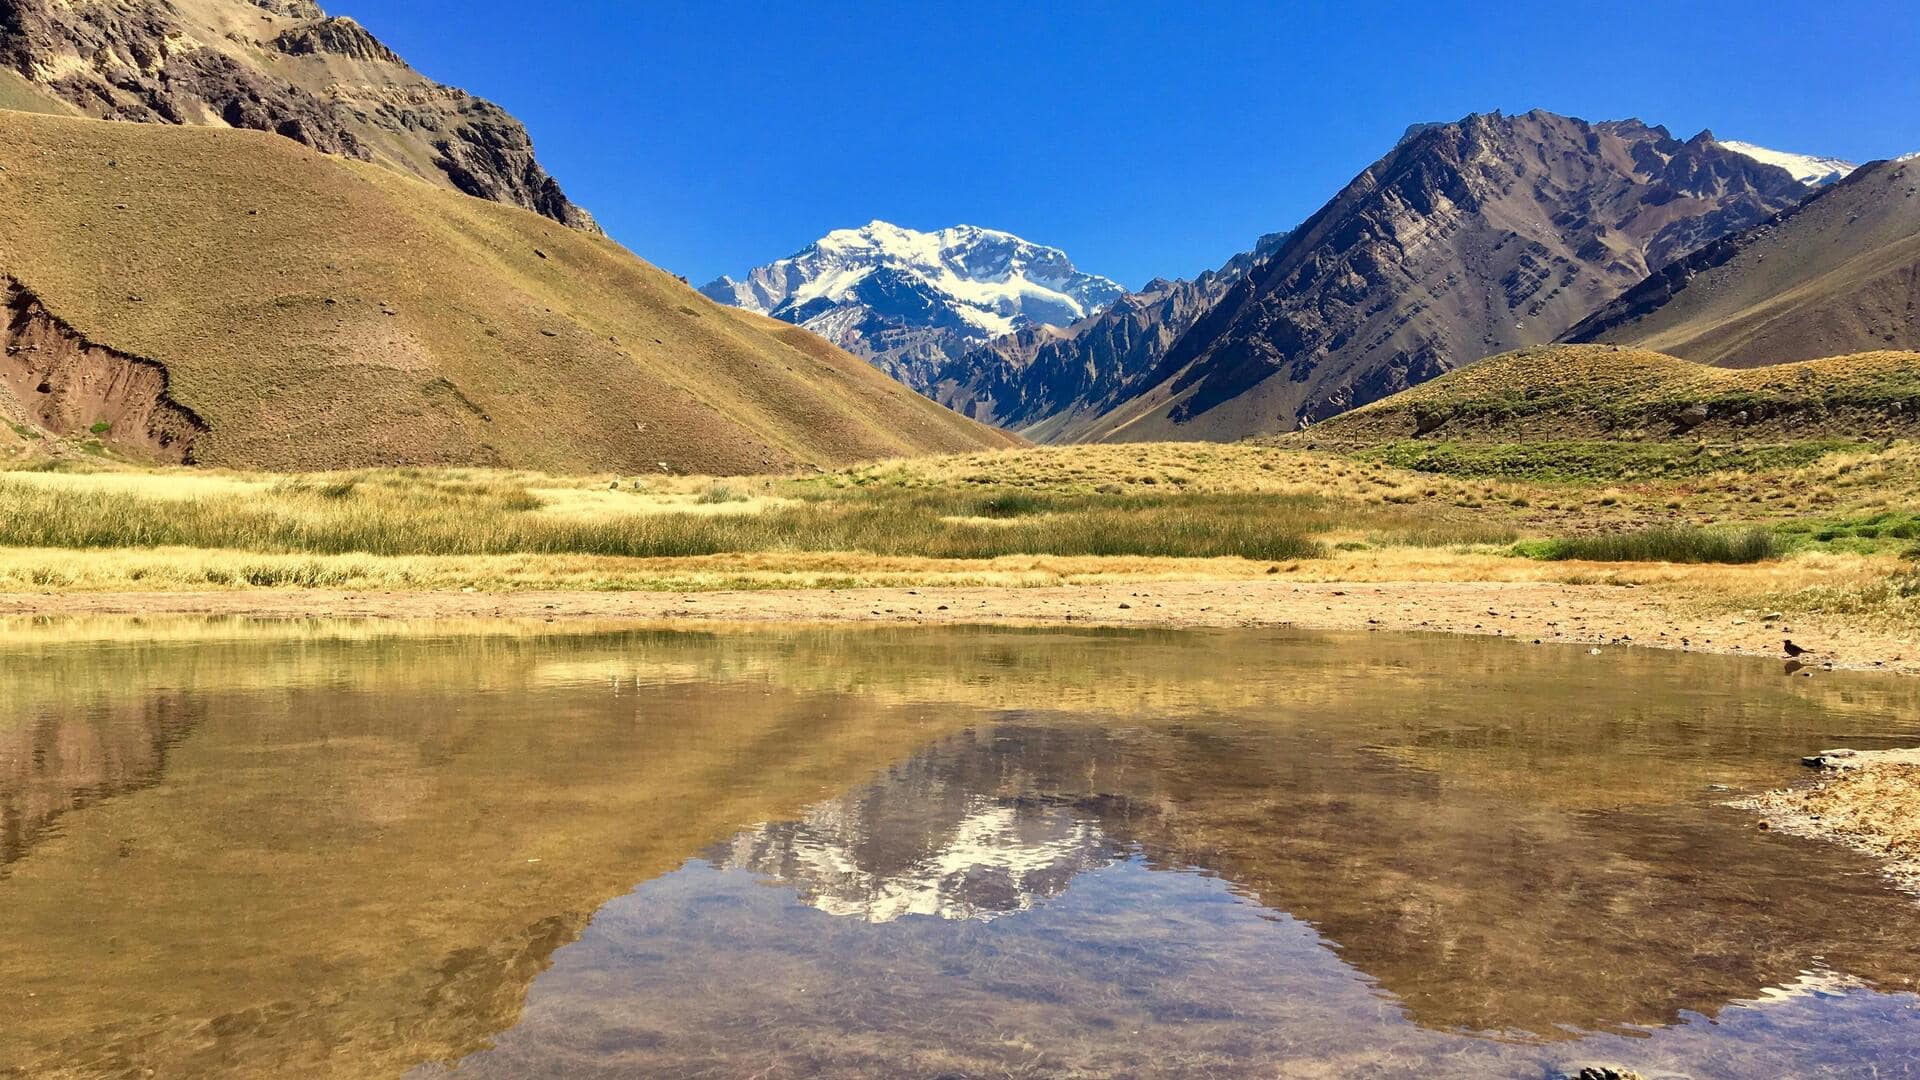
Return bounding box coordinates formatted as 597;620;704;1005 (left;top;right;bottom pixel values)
1565;158;1920;365
0;110;1016;472
0;0;597;230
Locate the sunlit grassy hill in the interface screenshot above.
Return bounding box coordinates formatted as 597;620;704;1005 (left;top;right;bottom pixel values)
0;110;1015;473
1305;344;1920;445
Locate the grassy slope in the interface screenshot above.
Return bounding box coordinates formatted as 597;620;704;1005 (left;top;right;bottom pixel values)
0;69;78;116
1305;344;1920;444
0;110;1014;472
1570;159;1920;366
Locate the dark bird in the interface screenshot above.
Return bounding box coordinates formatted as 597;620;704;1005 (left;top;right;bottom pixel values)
1784;639;1809;657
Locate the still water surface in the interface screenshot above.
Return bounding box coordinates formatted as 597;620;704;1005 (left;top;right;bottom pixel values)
4;619;1920;1077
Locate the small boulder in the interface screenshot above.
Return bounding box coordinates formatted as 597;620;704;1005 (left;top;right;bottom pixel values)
1560;1066;1662;1080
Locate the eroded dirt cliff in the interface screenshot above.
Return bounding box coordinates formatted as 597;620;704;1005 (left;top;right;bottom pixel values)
0;279;207;463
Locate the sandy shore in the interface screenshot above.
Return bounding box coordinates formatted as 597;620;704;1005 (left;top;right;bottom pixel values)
1743;750;1920;897
2;578;1912;675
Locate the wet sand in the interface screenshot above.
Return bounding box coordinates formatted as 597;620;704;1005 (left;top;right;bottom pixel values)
1;579;1910;675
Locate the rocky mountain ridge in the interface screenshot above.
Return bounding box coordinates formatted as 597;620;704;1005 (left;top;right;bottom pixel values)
1564;156;1920;364
932;230;1292;439
1078;110;1817;442
0;0;598;231
0;109;1013;471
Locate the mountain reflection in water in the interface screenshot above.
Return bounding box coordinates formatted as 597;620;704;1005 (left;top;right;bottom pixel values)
715;794;1124;923
4;620;1920;1078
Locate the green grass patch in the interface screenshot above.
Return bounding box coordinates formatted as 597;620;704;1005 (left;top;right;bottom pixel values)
1515;526;1780;564
1358;440;1852;482
1775;510;1920;554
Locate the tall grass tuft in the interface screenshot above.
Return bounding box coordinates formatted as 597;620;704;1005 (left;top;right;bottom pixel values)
1519;526;1779;564
0;477;1335;562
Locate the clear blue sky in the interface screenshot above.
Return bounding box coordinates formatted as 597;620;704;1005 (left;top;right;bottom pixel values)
342;0;1916;289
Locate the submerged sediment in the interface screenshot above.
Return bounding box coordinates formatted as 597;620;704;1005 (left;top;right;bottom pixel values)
1742;748;1920;897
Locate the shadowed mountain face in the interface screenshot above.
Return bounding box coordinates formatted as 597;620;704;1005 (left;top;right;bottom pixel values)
1080;110;1814;442
931;232;1290;440
1565;157;1920;365
0;0;598;231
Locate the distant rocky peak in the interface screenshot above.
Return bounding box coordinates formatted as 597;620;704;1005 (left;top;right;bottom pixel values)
251;0;323;15
1396;120;1447;147
1074;107;1814;441
699;221;1124;391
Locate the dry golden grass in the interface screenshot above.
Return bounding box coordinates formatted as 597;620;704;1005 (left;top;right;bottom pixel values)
0;110;1012;474
2;440;1918;643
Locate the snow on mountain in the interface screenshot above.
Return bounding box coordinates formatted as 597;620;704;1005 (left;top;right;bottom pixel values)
1716;140;1859;186
712;794;1121;924
700;221;1125;390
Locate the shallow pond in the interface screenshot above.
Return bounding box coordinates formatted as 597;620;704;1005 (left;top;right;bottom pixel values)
3;619;1920;1077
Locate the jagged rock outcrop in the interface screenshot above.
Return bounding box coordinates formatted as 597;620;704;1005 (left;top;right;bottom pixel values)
272;16;401;64
1564;157;1920;365
1081;110;1815;442
0;0;598;232
934;231;1289;439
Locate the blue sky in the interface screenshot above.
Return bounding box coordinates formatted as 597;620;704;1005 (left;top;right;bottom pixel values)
344;0;1917;289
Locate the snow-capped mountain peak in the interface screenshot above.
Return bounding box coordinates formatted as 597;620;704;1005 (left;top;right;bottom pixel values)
700;221;1125;390
1716;140;1859;186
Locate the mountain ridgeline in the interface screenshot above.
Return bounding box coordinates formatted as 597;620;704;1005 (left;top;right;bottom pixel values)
1564;156;1920;364
1082;112;1815;442
931;232;1291;440
0;110;1015;472
701;110;1899;446
0;0;1027;472
0;0;598;231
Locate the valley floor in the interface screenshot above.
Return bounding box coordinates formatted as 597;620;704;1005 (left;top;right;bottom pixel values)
3;440;1917;673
